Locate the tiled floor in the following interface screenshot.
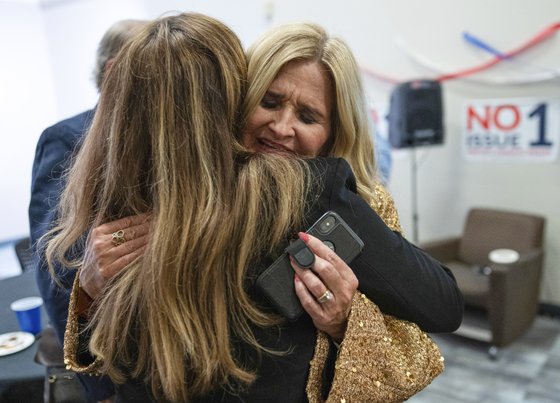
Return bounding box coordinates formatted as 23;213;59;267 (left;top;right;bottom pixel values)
410;316;560;402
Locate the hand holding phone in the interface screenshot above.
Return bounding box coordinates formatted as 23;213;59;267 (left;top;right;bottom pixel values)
255;211;364;321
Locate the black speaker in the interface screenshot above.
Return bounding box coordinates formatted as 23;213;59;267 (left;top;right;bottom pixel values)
388;79;443;148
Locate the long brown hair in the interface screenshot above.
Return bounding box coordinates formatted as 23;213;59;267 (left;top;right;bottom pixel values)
46;13;309;401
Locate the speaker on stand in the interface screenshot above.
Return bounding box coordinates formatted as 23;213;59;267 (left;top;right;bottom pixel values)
387;79;444;243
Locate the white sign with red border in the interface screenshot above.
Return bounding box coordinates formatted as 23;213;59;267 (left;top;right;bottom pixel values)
462;97;559;162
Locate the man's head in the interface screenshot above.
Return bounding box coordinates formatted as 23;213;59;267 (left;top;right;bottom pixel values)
92;19;148;91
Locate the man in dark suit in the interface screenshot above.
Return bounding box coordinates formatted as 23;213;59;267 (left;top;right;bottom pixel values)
29;19;147;403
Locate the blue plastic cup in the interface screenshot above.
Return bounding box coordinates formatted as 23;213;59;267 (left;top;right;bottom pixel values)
10;297;43;335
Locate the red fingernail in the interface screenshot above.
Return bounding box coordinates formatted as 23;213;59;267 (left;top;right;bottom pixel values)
294;274;301;282
298;232;309;243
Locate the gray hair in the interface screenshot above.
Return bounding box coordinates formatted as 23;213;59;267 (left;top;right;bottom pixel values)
92;19;148;90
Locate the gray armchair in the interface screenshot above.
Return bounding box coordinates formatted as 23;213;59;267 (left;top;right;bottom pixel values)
421;208;545;357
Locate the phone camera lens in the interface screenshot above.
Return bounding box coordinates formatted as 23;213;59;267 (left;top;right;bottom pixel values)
318;216;336;234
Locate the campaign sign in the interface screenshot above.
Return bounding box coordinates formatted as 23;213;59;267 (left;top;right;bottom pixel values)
463;97;559;162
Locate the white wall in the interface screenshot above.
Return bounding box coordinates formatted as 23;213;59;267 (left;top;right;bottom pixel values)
1;0;559;303
42;0;147;115
0;1;56;242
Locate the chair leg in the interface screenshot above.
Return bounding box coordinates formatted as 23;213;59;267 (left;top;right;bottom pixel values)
488;345;500;360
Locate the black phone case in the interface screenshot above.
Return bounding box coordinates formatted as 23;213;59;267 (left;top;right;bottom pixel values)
255;211;364;321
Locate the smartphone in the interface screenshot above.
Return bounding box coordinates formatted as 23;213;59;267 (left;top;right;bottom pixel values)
255;211;364;321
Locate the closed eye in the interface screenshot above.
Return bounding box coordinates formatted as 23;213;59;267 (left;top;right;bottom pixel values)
260;93;281;109
299;108;320;125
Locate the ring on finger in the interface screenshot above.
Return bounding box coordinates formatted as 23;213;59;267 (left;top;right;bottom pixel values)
111;229;126;246
317;289;334;304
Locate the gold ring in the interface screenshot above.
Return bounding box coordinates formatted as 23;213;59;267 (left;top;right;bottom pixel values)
317;289;334;304
111;230;126;246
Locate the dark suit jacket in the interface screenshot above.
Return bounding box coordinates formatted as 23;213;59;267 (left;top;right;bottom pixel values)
29;109;115;401
112;158;463;403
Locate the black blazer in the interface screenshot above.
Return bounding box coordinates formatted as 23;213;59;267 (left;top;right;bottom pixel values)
114;157;463;403
29;109;116;400
306;158;463;332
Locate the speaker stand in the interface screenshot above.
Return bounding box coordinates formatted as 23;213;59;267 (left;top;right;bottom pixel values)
411;145;419;243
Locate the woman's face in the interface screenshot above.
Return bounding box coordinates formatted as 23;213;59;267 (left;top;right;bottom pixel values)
244;60;333;157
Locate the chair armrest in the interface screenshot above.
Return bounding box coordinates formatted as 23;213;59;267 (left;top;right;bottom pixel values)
487;248;544;346
419;237;461;262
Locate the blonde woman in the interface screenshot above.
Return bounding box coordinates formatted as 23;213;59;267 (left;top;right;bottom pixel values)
50;15;462;402
242;22;377;202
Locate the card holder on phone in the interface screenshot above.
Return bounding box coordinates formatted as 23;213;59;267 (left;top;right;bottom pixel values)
255;211;364;321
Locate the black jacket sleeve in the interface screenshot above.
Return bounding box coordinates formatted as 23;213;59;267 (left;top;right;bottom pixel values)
309;158;463;333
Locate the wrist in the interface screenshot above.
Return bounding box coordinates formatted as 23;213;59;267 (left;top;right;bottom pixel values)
76;286;94;319
329;321;347;344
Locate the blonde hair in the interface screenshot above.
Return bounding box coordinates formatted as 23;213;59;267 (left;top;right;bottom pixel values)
244;22;376;201
46;13;310;402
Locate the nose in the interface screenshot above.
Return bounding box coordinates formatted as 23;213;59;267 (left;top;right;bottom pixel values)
269;109;295;139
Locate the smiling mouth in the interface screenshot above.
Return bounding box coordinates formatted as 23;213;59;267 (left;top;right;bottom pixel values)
257;138;293;154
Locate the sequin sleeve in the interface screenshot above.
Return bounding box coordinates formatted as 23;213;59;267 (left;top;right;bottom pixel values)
306;181;445;402
63;273;103;375
307;293;444;403
370;183;402;234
